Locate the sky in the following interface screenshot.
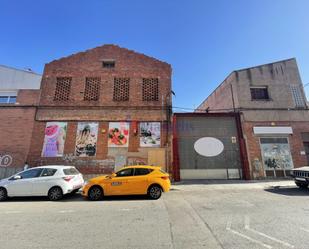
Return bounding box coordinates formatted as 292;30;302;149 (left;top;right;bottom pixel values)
1;0;309;110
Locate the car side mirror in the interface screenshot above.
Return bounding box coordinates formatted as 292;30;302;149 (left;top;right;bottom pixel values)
112;173;116;178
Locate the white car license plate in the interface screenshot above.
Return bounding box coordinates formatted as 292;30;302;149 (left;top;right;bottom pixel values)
295;177;306;181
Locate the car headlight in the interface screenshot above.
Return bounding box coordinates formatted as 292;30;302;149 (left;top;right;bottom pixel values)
83;181;89;186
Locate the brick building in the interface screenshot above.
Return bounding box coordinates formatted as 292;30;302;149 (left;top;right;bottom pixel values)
0;65;42;178
26;45;172;176
197;58;309;179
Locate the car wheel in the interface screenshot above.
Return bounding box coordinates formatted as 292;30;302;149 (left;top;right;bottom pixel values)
148;185;162;200
48;187;63;201
296;183;308;189
88;186;103;201
0;188;7;201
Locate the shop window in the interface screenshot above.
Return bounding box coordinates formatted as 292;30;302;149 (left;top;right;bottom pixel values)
291;85;306;108
260;137;293;172
113;78;130;101
54;77;72;101
142;78;159;101
250;87;269;100
84;77;100;101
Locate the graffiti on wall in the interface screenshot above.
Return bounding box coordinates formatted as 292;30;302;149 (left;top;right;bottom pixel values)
0;154;13;167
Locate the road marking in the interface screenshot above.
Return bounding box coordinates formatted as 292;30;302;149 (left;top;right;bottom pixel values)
58;210;75;213
226;219;272;249
244;216;294;248
120;208;131;211
4;211;22;214
300;228;309;233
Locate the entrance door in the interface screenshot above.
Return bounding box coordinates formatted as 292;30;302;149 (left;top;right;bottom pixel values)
260;137;293;177
303;142;309;165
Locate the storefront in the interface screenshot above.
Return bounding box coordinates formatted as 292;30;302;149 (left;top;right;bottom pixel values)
253;126;294;177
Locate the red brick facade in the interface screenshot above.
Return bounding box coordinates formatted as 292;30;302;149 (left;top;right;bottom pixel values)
243;121;309;178
26;45;172;175
0;90;40;168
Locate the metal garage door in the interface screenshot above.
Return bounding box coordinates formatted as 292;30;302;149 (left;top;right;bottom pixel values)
174;114;242;180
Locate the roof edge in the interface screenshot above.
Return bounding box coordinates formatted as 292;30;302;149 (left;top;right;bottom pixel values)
47;44;171;68
0;64;42;76
196;57;297;111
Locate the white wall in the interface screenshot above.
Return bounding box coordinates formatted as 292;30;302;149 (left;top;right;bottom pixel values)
0;65;42;90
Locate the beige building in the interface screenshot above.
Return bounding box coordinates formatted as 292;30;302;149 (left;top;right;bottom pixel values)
197;58;309;179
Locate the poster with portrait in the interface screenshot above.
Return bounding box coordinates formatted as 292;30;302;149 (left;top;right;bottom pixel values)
108;122;130;147
75;122;98;157
41;122;67;157
140;122;161;147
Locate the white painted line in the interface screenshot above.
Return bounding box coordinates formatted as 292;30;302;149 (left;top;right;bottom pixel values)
120;208;131;211
4;211;22;214
226;219;272;249
244;216;294;248
58;210;75;213
300;228;309;233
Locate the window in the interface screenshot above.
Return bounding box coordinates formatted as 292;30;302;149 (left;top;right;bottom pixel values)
291;85;306;108
134;168;152;176
54;77;72;101
0;92;17;104
250;87;269;100
102;60;115;68
116;168;133;177
63;167;80;175
41;168;57;177
84;77;100;101
18;168;43;179
260;137;293;170
142;78;159;101
113;78;130;101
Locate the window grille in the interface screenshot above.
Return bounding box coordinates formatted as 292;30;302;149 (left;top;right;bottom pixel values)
54;77;72;101
142;78;159;101
84;77;100;101
113;78;130;101
291;85;306;108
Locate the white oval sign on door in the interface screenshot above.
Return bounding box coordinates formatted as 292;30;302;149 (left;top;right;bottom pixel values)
194;137;224;157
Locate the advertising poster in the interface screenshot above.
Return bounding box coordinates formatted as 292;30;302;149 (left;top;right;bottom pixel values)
108;122;130;147
140;122;161;147
75;122;98;157
41;122;67;157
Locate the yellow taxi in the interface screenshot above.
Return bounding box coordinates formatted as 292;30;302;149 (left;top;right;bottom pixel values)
82;165;171;201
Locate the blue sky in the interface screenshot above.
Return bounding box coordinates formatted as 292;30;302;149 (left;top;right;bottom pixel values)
1;0;308;109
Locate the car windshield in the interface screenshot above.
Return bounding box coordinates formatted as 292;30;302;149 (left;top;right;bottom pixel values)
63;167;80;175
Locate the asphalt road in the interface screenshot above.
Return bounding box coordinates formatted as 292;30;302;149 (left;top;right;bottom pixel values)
0;180;309;249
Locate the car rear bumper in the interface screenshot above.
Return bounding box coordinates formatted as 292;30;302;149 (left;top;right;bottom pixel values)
293;177;309;184
162;180;171;192
62;182;84;195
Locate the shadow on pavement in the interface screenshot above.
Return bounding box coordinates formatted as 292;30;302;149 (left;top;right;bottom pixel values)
265;186;309;196
173;179;293;185
4;193;153;202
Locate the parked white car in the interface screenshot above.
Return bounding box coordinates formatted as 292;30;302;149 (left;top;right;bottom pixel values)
0;165;84;201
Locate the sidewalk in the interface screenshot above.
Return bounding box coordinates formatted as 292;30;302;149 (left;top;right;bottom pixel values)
172;179;296;191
